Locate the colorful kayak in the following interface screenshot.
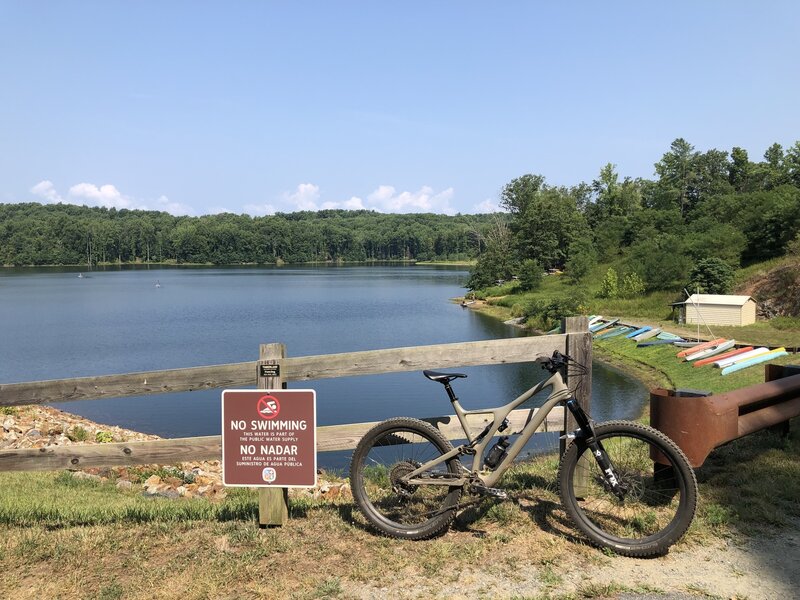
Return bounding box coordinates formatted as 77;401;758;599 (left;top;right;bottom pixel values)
676;338;726;358
657;331;684;341
590;318;619;333
596;326;633;340
693;346;754;367
674;341;705;348
637;338;685;347
633;328;662;342
588;315;603;326
713;347;770;369
626;326;651;339
721;348;788;375
684;340;736;362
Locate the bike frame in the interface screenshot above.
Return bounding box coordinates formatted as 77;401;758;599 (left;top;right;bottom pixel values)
404;370;573;489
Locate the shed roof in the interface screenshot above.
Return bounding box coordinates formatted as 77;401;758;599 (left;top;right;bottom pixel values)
683;294;753;307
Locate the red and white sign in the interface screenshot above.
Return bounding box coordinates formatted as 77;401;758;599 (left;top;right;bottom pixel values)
221;389;317;487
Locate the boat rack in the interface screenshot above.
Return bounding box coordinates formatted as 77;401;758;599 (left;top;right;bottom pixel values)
650;364;800;467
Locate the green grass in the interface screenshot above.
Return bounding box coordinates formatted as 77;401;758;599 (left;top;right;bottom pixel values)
0;471;258;527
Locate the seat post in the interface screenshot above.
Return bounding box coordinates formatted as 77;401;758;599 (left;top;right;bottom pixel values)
443;382;458;403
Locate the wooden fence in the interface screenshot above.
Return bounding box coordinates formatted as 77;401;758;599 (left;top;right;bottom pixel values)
0;316;591;524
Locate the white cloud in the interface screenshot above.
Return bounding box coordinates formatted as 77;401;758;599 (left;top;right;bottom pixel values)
283;183;321;211
152;195;193;216
367;185;456;214
30;180;64;203
321;196;366;211
69;183;133;209
472;198;505;213
242;203;277;216
29;180;191;215
269;183;458;215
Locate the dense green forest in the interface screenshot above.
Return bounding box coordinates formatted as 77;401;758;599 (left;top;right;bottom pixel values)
4;138;800;278
468;138;800;294
0;205;492;265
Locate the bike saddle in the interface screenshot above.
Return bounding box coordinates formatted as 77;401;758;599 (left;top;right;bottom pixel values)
423;370;467;383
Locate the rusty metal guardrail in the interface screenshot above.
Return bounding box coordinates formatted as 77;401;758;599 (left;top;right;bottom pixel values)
650;364;800;467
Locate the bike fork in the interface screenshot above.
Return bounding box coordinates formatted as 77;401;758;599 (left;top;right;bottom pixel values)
565;398;626;500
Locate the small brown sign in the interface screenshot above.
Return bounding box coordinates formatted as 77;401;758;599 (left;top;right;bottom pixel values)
221;389;316;487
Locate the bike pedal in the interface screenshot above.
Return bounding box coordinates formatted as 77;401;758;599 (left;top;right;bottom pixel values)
473;485;509;500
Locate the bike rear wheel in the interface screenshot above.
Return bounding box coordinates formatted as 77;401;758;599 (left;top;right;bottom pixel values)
558;421;697;557
349;417;463;540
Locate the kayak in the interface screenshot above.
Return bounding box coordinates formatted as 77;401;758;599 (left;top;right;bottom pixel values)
637;338;686;347
684;340;736;362
693;346;754;368
713;347;770;369
596;326;633;340
626;326;651;339
676;338;726;358
632;328;662;342
721;348;788;375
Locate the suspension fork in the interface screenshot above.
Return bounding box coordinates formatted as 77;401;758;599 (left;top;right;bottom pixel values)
565;398;626;499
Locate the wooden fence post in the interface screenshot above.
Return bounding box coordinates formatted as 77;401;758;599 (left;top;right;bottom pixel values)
561;316;592;449
257;342;289;527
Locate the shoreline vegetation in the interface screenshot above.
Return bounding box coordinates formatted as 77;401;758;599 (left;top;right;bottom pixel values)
2;258;474;269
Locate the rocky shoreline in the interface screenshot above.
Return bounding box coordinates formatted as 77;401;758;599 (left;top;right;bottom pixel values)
1;404;349;502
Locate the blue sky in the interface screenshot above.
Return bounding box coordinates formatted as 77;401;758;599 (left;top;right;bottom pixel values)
2;2;798;216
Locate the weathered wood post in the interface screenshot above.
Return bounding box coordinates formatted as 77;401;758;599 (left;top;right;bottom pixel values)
257;342;289;527
561;315;592;450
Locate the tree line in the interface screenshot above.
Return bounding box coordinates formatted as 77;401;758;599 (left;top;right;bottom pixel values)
468;139;800;294
0;204;493;266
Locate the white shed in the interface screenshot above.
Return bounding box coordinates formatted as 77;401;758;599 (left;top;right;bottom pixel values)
681;294;757;327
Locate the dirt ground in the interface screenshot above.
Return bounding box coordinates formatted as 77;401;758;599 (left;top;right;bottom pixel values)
337;520;800;599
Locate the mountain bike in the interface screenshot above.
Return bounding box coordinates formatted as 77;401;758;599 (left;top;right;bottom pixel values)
349;350;698;557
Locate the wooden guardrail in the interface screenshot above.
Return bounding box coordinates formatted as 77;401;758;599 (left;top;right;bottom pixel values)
0;316;591;523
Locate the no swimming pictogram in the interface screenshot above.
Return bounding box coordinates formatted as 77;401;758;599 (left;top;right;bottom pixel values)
257;394;280;419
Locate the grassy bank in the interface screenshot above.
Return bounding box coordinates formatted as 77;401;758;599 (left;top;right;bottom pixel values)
1;423;798;599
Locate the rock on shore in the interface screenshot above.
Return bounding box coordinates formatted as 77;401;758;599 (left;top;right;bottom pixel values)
1;405;349;502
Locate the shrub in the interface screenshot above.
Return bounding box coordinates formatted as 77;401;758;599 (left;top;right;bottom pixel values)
620;272;646;298
0;407;18;416
522;290;589;329
67;426;89;442
597;268;619;299
95;431;114;443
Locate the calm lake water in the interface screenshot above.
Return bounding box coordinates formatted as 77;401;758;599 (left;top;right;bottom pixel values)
0;265;646;468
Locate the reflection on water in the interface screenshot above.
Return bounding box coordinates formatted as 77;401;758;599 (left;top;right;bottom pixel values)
0;265;645;469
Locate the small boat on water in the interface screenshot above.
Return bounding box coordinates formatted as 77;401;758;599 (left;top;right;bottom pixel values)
684;340;735;362
721;347;787;375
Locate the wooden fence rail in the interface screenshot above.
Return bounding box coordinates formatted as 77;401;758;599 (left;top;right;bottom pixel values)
0;317;591;484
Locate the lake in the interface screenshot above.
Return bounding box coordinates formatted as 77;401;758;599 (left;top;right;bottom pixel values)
0;265;646;468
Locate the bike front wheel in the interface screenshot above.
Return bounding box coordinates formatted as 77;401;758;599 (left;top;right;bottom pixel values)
558;421;698;557
349;417;463;540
